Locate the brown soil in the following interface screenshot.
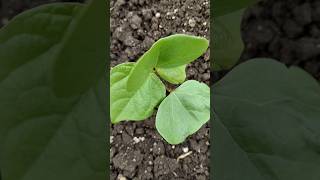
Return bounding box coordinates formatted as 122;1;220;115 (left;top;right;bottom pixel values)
110;0;210;179
241;0;320;80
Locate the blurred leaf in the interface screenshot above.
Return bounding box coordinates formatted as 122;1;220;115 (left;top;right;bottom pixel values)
213;58;320;180
213;10;244;71
214;0;258;17
0;3;106;180
212;113;264;179
156;65;186;84
156;80;210;144
110;63;165;123
52;0;106;97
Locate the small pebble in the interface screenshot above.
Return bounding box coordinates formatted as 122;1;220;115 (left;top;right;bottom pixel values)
189;18;196;27
182;147;189;153
133;137;140;143
110;136;114;143
117;174;127;180
155;12;161;18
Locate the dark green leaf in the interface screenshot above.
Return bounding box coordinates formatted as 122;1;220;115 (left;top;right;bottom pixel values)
52;0;106;97
213;10;244;71
213;0;258;17
0;3;106;180
213;58;320;180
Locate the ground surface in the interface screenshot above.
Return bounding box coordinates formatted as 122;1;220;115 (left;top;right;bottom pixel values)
110;0;210;179
241;0;320;80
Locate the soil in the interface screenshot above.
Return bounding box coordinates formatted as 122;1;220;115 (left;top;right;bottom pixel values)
110;0;210;180
240;0;320;80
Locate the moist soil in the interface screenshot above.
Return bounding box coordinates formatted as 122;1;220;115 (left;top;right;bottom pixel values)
240;0;320;80
110;0;210;180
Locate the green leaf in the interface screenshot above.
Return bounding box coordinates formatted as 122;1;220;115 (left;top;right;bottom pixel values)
52;0;106;97
155;65;186;84
127;34;208;91
156;80;210;144
213;0;258;17
212;113;264;179
155;34;209;68
213;58;320;180
126;44;160;91
213;9;244;71
0;3;106;180
0;3;83;81
111;63;166;123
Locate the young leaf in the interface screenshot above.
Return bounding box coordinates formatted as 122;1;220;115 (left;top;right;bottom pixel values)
111;63;166;123
127;34;208;91
156;80;210;144
155;34;209;68
155;65;186;84
52;0;106;97
213;9;244;71
213;58;320;179
126;45;160;91
0;3;107;180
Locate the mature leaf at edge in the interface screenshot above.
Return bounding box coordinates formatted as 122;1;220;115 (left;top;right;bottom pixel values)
156;80;210;144
111;63;166;123
0;3;106;180
213;0;258;17
212;112;264;179
127;34;208;91
155;65;186;84
52;0;106;97
213;9;244;71
213;58;320;180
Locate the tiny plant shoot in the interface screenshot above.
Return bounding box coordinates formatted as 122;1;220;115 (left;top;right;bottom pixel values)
110;34;210;144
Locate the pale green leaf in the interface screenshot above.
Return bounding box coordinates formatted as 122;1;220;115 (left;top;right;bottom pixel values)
155;34;209;68
156;80;210;144
111;63;166;123
156;65;186;84
126;44;160;91
127;34;208;91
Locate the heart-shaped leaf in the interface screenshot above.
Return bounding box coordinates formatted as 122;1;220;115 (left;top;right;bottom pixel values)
127;34;208;91
111;63;166;123
213;58;320;180
156;80;210;144
155;65;186;84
